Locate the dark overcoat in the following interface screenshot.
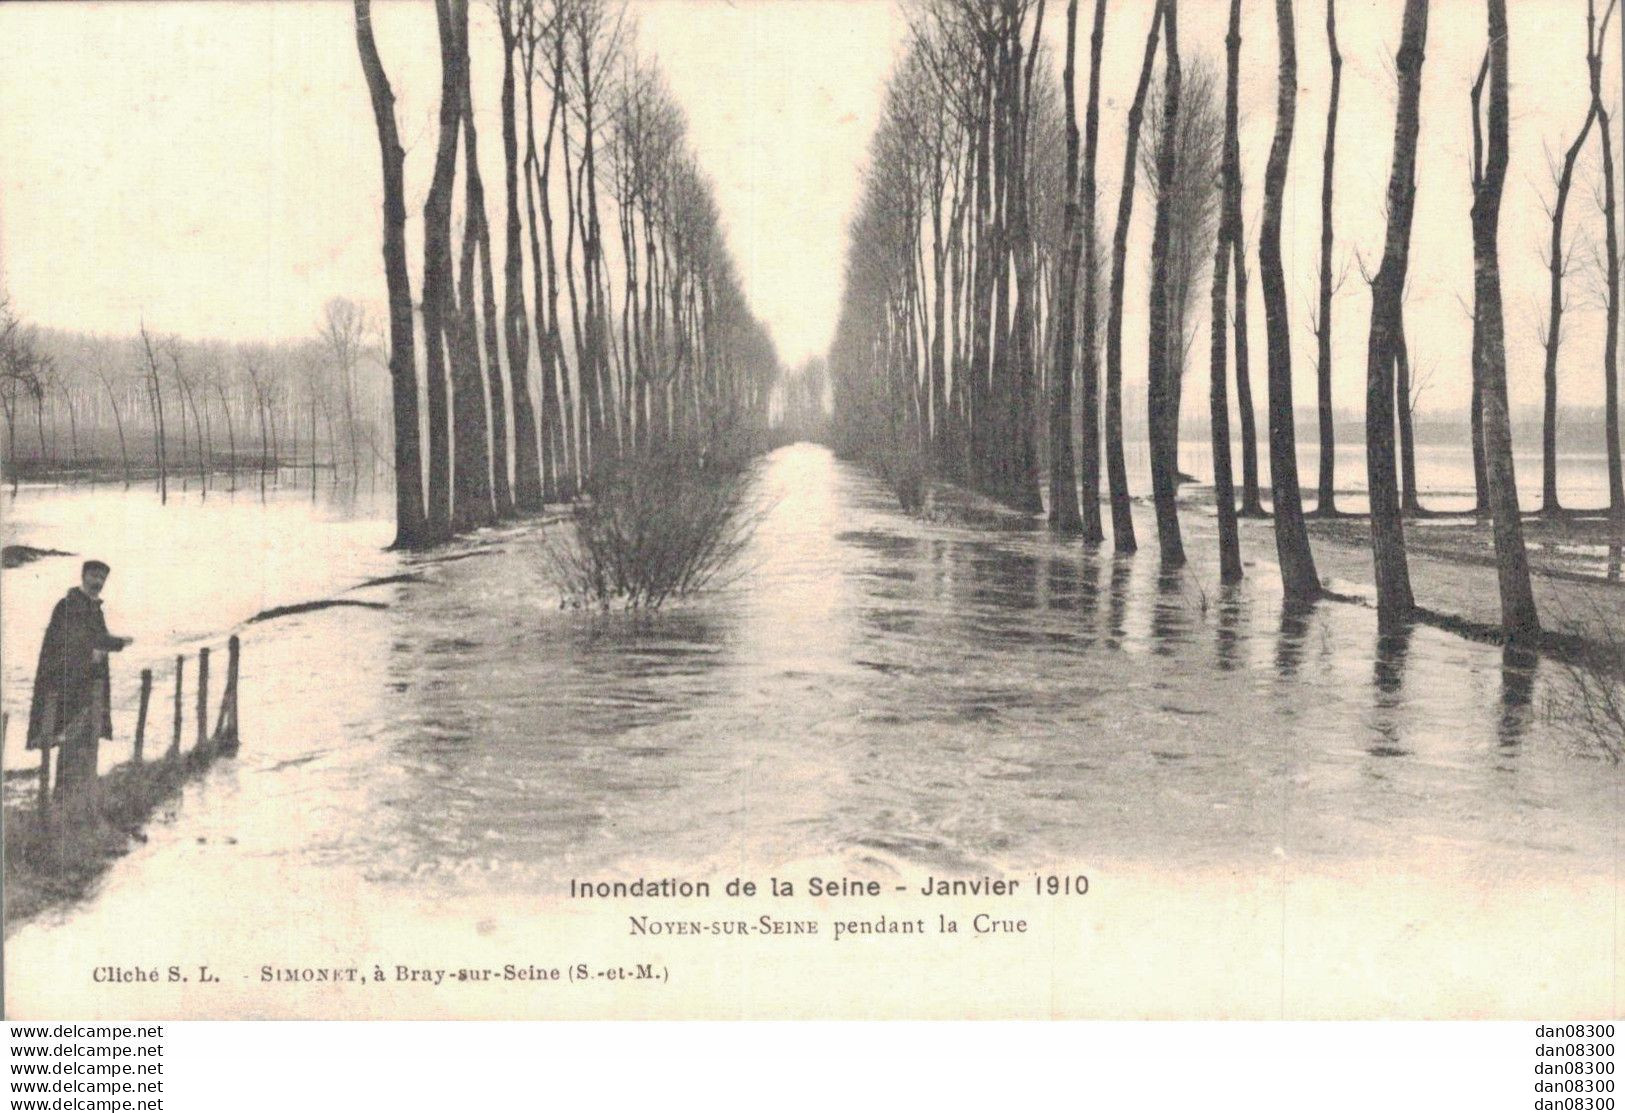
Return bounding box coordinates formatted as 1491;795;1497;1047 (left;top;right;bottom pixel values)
26;587;120;749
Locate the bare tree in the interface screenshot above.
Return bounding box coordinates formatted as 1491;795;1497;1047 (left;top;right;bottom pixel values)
520;0;571;499
1;306;45;491
452;0;498;530
1104;0;1166;554
1471;1;1540;644
1364;0;1428;633
354;0;430;547
1592;1;1625;521
168;343;209;495
497;0;545;512
1396;301;1424;514
318;297;368;486
212;380;236;491
1077;0;1108;543
421;0;464;539
1262;0;1321;602
1047;0;1084;535
1144;0;1186;568
139;324;168;504
1142;55;1221;558
1208;0;1245;583
1313;0;1343;517
91;366;130;487
1537;2;1608;517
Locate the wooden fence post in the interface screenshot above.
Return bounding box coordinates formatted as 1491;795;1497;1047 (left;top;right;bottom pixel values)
170;655;184;757
214;635;240;754
36;736;52;814
133;668;153;764
196;648;210;751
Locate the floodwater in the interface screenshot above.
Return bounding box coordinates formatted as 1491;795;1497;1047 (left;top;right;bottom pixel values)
3;444;1622;1018
1172;436;1621;514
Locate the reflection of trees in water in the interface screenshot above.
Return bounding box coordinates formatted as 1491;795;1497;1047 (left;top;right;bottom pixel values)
1367;627;1412;760
1214;585;1245;673
1105;558;1132;650
1274;601;1312;681
1149;568;1193;657
1499;645;1537;749
1373;630;1410;698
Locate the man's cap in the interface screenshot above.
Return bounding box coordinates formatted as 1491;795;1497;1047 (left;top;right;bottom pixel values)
82;560;111;576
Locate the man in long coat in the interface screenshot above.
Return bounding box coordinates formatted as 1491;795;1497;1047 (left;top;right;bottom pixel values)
27;559;133;795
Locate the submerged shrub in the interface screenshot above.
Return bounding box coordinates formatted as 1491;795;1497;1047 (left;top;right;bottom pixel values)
542;445;764;610
1545;595;1625;762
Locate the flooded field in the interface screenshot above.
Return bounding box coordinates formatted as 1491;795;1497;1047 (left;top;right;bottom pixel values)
3;444;1621;1018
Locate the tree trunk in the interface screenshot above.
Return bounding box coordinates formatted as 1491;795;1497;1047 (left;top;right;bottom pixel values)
214;383;236;491
421;0;462;539
1049;0;1084;535
1314;0;1342;517
256;390;270;498
559;71;593;479
1145;0;1185;568
1262;0;1321;602
1473;0;1540;644
460;16;512;520
1210;0;1245;583
1365;0;1427;632
142;330;168;504
98;373;130;487
1077;0;1108;543
499;0;543;512
181;373;206;494
1231;183;1264;518
1540;72;1599;517
172;362;189;487
1598;4;1625;521
1010;2;1046;516
451;0;495;531
356;1;428;545
521;26;564;500
1105;0;1164;554
1396;313;1421;513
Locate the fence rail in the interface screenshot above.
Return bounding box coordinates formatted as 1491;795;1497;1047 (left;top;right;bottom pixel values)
29;634;242;810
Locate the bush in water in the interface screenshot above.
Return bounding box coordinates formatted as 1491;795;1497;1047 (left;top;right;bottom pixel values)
542;445;764;611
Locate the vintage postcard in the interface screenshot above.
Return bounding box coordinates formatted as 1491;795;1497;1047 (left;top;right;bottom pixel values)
1;0;1621;1021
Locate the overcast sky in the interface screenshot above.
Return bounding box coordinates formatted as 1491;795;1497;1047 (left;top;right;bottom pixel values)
0;0;906;369
0;1;1617;413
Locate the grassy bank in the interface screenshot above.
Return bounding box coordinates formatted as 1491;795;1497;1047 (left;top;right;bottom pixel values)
3;737;232;928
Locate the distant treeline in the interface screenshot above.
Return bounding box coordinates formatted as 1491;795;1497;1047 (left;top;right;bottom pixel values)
0;298;389;497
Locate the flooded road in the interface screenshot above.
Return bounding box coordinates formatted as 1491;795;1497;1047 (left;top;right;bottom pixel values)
358;443;1621;882
4;444;1621;1018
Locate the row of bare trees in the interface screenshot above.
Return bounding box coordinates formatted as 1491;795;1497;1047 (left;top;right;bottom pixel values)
0;299;390;500
1536;0;1625;523
355;0;779;550
832;0;1608;649
829;0;1063;515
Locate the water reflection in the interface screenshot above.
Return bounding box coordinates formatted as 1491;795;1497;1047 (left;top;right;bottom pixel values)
1105;558;1132;649
1373;628;1411;697
1149;568;1191;657
12;444;1618;890
1499;645;1538;749
1367;627;1412;759
1275;602;1312;680
1214;586;1245;672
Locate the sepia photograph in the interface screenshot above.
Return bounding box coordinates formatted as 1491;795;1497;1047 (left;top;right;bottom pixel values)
1;0;1621;1022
